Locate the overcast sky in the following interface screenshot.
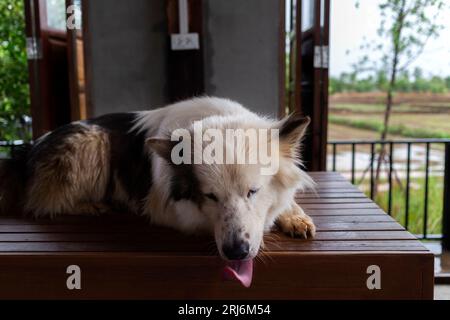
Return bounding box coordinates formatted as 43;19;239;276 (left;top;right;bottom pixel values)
329;0;450;77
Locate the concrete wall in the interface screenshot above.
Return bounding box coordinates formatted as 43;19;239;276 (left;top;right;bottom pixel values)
203;0;282;117
85;0;168;116
85;0;281;117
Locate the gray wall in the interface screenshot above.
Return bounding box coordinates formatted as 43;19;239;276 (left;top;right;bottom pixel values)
85;0;168;116
203;0;282;117
85;0;281;117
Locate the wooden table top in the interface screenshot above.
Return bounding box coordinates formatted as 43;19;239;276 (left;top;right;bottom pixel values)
0;171;434;299
0;171;428;254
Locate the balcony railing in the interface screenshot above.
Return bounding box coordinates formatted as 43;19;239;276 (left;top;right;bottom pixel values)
328;139;450;248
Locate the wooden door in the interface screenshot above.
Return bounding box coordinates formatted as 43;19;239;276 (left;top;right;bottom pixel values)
24;0;86;139
287;0;330;171
66;0;88;121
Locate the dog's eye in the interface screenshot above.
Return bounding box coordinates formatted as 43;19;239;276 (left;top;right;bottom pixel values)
247;188;259;198
204;193;218;202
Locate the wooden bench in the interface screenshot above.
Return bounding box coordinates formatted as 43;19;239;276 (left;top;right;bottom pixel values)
0;172;433;299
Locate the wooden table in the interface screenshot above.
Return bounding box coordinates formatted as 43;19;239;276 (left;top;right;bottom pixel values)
0;172;433;299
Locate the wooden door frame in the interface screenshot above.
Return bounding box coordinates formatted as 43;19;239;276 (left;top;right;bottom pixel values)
66;0;80;121
278;0;287;118
293;0;330;171
166;0;204;102
66;0;91;121
80;0;93;118
24;0;92;139
24;0;50;138
320;0;330;171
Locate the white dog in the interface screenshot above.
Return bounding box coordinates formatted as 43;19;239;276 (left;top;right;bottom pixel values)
0;97;316;287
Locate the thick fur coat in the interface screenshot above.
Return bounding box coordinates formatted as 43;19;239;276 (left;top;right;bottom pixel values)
0;97;316;261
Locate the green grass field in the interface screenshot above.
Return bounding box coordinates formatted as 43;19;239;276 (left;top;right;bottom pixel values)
332;102;450;113
329;97;449;237
329;102;450;139
329;114;450;139
367;177;444;236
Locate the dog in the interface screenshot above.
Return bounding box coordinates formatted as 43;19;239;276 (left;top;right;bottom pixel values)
0;97;315;286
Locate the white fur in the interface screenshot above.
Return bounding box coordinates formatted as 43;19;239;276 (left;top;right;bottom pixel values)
135;97;315;260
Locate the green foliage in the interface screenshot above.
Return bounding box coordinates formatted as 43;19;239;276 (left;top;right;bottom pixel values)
0;0;30;141
330;67;450;94
365;176;443;235
329;115;450;139
377;0;444;73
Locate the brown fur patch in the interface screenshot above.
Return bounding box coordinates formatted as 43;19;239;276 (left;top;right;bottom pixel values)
25;126;110;216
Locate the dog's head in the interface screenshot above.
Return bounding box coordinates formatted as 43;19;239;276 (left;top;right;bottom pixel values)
147;113;311;261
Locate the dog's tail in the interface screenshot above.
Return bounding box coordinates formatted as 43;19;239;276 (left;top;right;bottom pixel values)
0;144;32;215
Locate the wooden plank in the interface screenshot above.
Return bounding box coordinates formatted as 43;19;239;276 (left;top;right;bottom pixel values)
314;222;404;231
0;215;397;231
297;198;373;203
0;224;154;233
0;221;405;234
312;230;417;241
0;172;434;299
303;188;362;193
297;192;366;198
0;252;433;299
0;215;145;225
304;208;387;216
309;171;342;175
309;172;343;177
265;240;427;252
311;215;396;223
0;210;393;225
0;230;417;242
312;178;347;182
300;203;380;209
311;176;347;182
0;240;427;253
314;182;356;188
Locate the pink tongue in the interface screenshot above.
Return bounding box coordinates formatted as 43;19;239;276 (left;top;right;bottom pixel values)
222;259;254;288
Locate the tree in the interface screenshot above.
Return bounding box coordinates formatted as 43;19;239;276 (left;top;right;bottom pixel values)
354;0;446;194
0;0;30;141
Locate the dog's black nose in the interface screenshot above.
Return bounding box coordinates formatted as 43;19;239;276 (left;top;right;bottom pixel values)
222;240;249;260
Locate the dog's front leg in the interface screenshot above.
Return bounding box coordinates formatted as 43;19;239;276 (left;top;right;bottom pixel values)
275;202;316;239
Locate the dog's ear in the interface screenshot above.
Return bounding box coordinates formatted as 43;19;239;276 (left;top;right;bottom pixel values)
277;113;310;145
274;113;310;158
146;138;177;162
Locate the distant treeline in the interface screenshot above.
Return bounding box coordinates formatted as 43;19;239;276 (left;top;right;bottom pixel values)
330;67;450;94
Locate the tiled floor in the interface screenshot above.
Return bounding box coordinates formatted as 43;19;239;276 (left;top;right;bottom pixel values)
423;242;450;300
423;242;450;274
435;285;450;300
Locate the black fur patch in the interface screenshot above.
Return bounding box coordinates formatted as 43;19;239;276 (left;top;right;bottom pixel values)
87;113;152;205
24;112;204;212
27;123;89;175
169;163;204;208
279;114;310;139
149;134;204;207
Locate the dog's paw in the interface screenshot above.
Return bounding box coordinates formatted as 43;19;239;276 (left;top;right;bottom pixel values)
276;211;316;239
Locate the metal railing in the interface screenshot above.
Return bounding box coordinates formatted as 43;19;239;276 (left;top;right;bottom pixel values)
328;139;450;246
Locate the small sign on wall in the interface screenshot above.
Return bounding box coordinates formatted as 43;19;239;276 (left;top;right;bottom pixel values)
171;33;200;50
170;0;200;51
